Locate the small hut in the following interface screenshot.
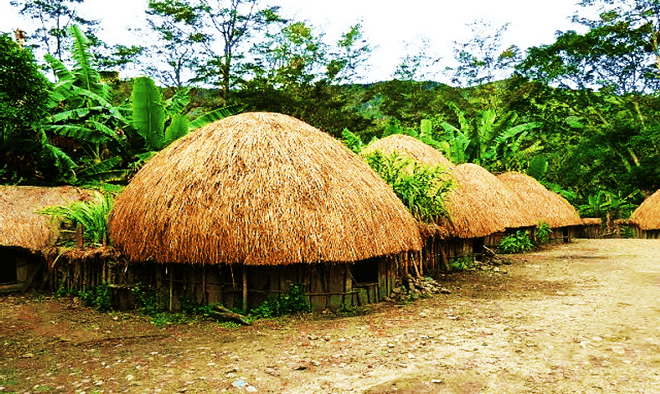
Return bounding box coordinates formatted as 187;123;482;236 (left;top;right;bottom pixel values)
109;112;423;311
629;190;660;238
443;164;536;257
0;186;91;291
497;172;582;242
579;218;603;238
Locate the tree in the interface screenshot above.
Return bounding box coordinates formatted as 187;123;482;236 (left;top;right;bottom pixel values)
435;103;543;171
0;32;68;183
195;0;285;101
10;0;100;63
517;0;660;94
144;0;209;87
392;36;442;82
249;21;326;88
446;19;522;87
326;22;372;84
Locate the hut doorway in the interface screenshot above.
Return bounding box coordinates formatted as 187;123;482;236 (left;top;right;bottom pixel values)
351;257;378;284
0;247;18;284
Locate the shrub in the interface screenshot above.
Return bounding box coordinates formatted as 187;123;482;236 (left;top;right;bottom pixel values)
39;192;114;246
499;230;534;254
535;221;552;245
250;283;312;318
363;150;454;222
56;282;112;311
449;256;473;271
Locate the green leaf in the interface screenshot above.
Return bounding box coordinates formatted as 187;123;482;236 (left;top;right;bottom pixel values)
131;76;166;151
164;114;190;146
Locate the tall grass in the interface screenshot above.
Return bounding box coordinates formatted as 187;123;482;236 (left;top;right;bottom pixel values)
40;192;114;246
364;150;454;222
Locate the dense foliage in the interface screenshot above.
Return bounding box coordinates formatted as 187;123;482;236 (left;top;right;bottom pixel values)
3;0;660;224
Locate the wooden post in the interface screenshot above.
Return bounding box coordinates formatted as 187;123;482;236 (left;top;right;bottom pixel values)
76;223;84;249
169;264;173;312
242;265;248;313
202;264;207;305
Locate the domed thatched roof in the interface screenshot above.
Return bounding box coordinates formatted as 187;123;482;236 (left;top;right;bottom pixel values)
362;134;455;169
437;164;537;238
0;186;91;251
630;189;660;230
497;172;582;228
109;112;422;265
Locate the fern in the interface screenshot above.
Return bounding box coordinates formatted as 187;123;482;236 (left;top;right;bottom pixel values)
39;193;114;246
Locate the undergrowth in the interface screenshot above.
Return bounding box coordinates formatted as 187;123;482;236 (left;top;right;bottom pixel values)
499;230;534;254
130;282;313;327
56;282;112;311
449;255;474;271
535;221;552;245
249;283;312;318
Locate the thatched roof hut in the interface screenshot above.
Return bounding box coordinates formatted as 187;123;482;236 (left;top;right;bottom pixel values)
0;185;91;251
110;112;423;266
362;134;455;169
360;137;531;239
497;172;582;228
630;189;660;230
438;164;536;239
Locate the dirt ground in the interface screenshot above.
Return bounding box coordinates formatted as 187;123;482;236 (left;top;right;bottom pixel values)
2;238;660;394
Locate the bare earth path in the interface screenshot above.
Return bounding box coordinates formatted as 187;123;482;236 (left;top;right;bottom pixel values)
2;239;660;393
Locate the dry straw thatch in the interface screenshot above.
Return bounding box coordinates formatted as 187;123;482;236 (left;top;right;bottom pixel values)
497;172;582;228
630;189;660;230
0;186;91;251
581;218;602;226
110;112;423;265
362;134;455;169
438;164;537;239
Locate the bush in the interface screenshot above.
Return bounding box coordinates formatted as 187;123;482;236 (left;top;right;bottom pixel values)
250;283;312;318
56;282;112;311
363;149;454;222
499;230;534;254
535;221;552;245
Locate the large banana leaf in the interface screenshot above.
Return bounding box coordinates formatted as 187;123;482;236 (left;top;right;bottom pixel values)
44;54;75;85
69;25;105;97
131;76;165;151
164;114;190;147
76;157;127;183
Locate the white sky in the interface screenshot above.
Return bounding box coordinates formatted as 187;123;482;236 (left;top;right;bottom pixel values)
0;0;583;82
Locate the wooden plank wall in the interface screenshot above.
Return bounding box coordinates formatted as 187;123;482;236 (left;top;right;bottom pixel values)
44;254;406;312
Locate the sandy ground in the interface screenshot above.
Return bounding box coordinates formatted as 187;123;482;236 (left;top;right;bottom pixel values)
2;238;660;394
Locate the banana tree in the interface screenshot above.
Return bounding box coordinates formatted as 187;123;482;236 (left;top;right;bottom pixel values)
44;25;130;183
437;102;542;171
130;75;242;160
